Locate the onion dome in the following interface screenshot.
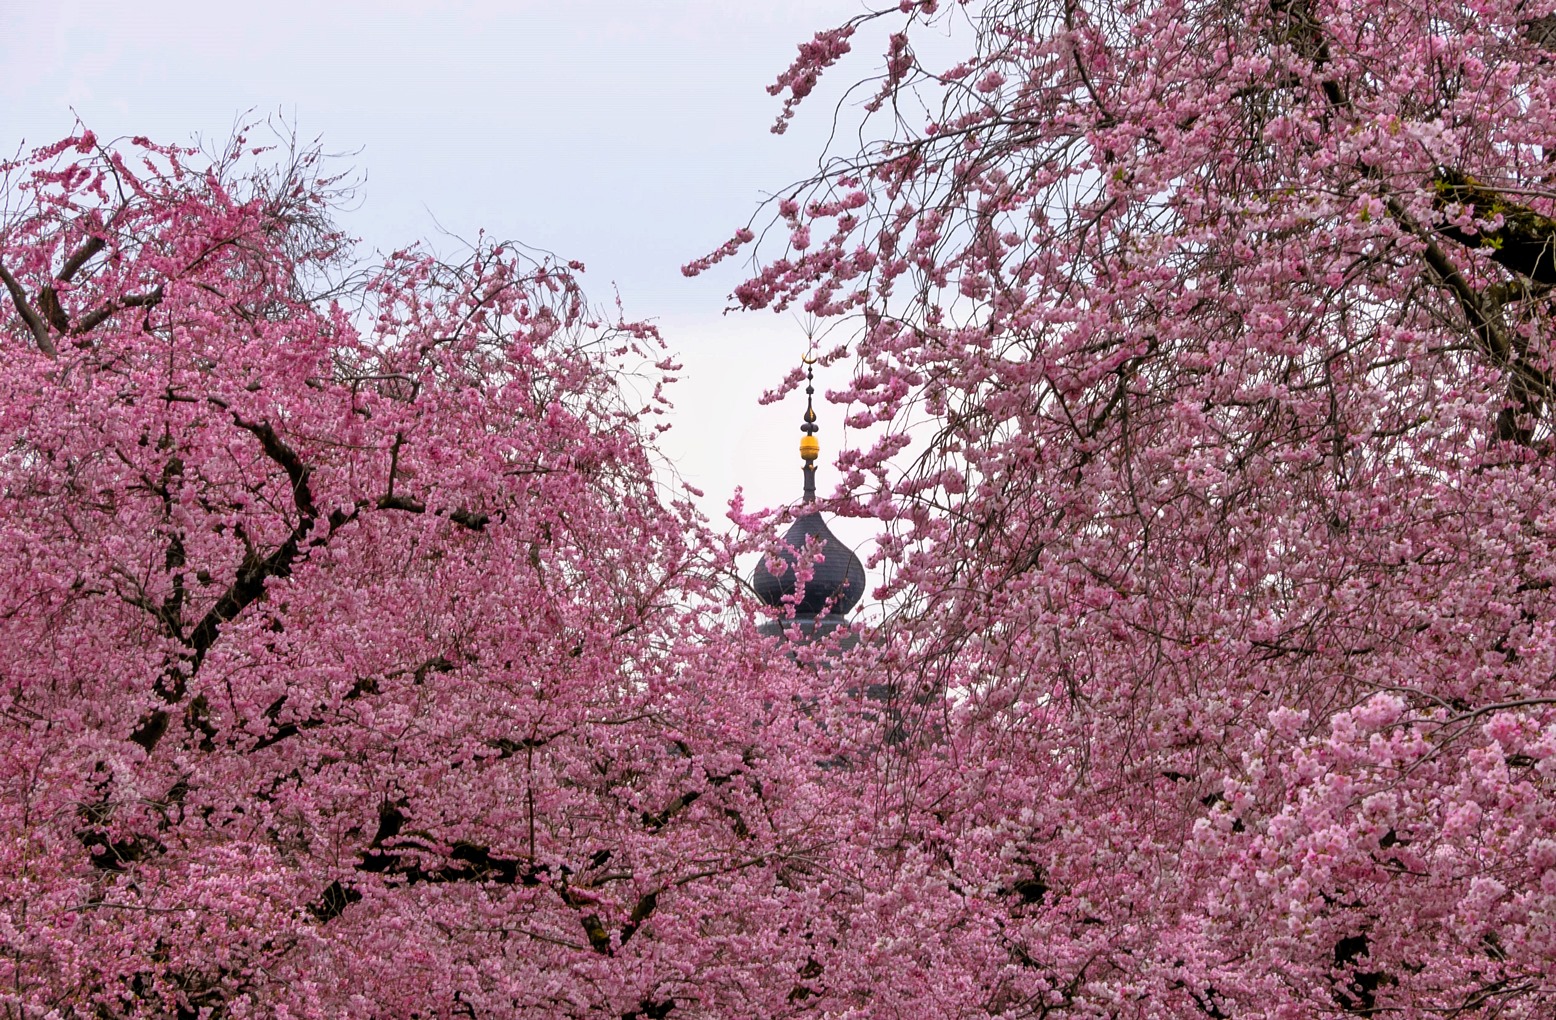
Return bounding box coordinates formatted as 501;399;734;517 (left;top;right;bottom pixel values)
753;358;866;623
754;512;867;618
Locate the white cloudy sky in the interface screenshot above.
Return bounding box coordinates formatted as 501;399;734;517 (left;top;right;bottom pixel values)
0;0;908;553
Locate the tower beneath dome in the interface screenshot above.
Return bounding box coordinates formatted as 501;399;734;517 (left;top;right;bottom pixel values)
752;359;866;640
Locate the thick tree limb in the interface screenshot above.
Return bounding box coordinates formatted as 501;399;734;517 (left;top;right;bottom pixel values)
131;406;326;753
56;233;106;285
310;799;665;961
310;802;539;922
377;492;491;531
36;285;69;334
1433;170;1556;285
73;286;164;335
224;407;319;520
0;260;55;356
1388;196;1553;443
1387;199;1515;362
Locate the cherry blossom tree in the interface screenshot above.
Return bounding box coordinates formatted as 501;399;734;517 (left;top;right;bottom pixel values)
0;129;892;1019
695;0;1556;1015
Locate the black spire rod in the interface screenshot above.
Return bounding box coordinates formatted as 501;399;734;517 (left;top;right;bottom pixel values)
800;356;819;503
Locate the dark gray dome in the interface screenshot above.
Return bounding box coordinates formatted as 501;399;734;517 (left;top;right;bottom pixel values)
753;512;866;619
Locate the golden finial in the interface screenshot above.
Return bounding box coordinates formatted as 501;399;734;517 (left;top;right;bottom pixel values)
800;354;819;502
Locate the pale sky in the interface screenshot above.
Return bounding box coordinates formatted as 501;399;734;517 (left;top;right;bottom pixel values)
0;0;901;568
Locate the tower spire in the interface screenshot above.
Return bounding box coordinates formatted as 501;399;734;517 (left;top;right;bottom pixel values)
753;351;866;632
800;354;819;504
